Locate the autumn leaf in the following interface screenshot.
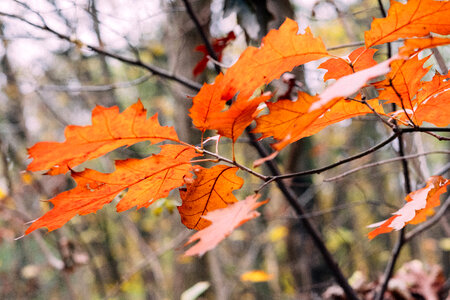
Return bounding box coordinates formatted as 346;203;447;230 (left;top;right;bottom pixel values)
178;165;244;230
319;47;378;81
368;176;450;239
253;92;384;151
240;270;273;282
220;18;329;102
183;194;268;256
27;100;179;175
189;73;227;133
193;31;236;77
365;0;450;48
26;145;199;234
309;55;400;112
399;36;450;56
375;55;431;110
391;72;450;127
209;93;272;142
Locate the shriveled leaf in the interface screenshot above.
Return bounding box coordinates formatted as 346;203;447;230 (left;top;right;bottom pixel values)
365;0;450;48
375;55;431;110
178;165;244;230
240;270;273;282
319;47;378;81
209;93;272;142
184;194;268;256
193;31;235;76
253;92;384;151
309;55;400;112
27;100;179;175
368;176;450;239
26;145;199;234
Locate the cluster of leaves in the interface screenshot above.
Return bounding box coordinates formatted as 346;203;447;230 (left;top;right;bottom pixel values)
26;0;450;255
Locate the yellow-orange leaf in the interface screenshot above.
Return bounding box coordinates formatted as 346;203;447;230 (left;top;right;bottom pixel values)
400;36;450;56
26;145;199;234
368;176;449;239
319;47;378;81
391;72;450;127
189;73;227;132
178;165;244;230
27;100;179;175
253;92;384;151
375;55;431;110
209;94;272;142
184;194;268;256
240;270;274;282
365;0;450;48
221;18;329;101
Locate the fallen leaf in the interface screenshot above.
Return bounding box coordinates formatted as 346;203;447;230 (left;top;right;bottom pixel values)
240;270;273;282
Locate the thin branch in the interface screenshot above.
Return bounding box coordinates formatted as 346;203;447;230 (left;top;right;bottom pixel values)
38;73;152;93
405;195;450;242
324;150;450;182
326;41;365;51
245;129;359;300
0;12;202;91
258;133;400;191
181;0;221;74
201;149;268;181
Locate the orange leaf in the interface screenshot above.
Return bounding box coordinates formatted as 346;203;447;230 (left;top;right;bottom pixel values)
391;72;450;127
375;55;431;110
189;73;227;133
26;145;199;234
368;176;450;239
209;93;272;142
254;92;384;151
27;100;179;175
193;31;236;77
309;55;400;112
184;194;268;256
400;36;450;56
221;18;329;102
365;0;450;48
178;165;244;230
319;47;378;81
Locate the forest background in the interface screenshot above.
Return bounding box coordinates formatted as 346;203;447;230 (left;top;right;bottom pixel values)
0;0;449;299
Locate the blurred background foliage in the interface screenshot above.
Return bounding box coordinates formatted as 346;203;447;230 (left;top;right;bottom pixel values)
0;0;448;299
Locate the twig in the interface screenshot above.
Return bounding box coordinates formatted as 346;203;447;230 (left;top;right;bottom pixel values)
38;73;152;93
201;149;268;181
324;150;450;182
326;41;365;51
245;129;359;300
0;12;202;91
405;195;450;242
181;0;221;74
258;133;400;191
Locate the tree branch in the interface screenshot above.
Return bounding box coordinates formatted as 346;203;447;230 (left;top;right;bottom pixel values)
0;12;202;91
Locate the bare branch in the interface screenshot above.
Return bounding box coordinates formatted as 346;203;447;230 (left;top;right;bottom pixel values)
324;150;450;182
